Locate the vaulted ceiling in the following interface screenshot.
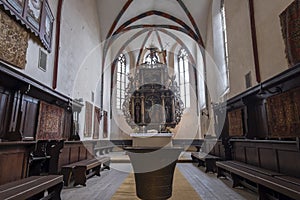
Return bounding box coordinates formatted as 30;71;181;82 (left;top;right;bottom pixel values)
97;0;212;65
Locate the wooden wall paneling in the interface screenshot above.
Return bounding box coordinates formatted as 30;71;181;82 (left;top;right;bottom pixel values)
0;152;24;184
0;142;34;185
0;88;12;138
19;95;39;140
57;146;70;172
215;143;221;157
246;100;268;139
84;142;95;159
277;150;300;178
69;146;79;163
8;91;21;133
258;148;278;172
79;145;87;161
212;103;228;139
232;143;246;162
245;147;259;166
63;110;72;140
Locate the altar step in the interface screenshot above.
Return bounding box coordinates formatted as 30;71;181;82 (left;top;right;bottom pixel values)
108;151;193;163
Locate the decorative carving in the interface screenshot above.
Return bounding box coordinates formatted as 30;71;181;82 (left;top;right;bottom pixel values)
0;9;29;69
36;101;65;140
266;88;300;138
122;48;184;132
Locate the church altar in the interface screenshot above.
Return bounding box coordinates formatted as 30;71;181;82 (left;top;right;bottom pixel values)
130;133;173;147
121;47;184;200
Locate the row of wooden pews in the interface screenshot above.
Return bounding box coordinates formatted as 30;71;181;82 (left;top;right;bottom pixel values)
191;139;227;173
0;140;113;199
213;139;300;200
61;156;110;187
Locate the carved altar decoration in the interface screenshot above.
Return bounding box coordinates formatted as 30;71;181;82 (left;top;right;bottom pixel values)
122;47;184;135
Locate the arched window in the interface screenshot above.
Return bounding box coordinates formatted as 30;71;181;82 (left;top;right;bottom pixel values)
116;54;128;110
212;0;229;96
176;49;190;108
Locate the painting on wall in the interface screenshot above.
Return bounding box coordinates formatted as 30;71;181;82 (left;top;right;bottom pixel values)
36;101;65;140
266;87;300;138
280;0;300;67
93;107;101;139
0;9;29;69
84;101;93;137
228;108;244;137
40;0;53;52
25;0;43;32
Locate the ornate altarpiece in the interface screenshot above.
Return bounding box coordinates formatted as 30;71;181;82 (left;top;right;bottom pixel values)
122;48;184;133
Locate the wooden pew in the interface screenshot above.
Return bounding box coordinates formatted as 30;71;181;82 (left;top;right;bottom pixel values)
216;161;300;200
0;175;63;200
216;139;300;200
61;156;111;187
191;139;225;173
191;152;221;173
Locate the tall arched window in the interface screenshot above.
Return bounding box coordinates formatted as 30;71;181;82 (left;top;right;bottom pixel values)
176;49;190;108
116;54;128;110
212;0;229;96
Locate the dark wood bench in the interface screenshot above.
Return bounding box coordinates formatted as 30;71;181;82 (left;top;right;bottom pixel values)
216;161;300;200
191;152;221;173
0;175;63;200
94;145;114;155
61;156;111;187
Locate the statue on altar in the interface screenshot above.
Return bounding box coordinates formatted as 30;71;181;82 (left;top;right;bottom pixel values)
122;47;184;133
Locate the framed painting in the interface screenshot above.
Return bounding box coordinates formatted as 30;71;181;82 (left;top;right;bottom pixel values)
93;107;101;139
36;101;65;140
40;0;53;52
84;101;93;137
24;0;43;33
